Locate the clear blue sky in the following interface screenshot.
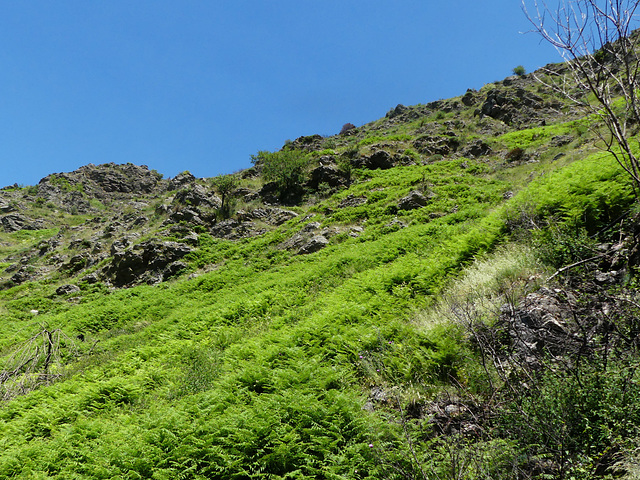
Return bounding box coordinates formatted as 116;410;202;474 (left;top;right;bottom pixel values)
0;1;560;187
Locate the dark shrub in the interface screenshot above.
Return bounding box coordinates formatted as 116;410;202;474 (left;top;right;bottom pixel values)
505;147;525;162
339;123;356;135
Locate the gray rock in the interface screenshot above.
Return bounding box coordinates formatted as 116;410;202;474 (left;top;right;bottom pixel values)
551;135;574;147
63;254;91;272
461;89;478;106
398;191;429;211
172;184;220;209
82;163;163;194
82;273;100;284
164;261;188;279
298;235;329;255
56;284;81;295
412;135;459;156
287;134;324;152
10;266;37;285
385;218;408;230
462;139;492;157
1;213;36;232
169;171;196;190
308;164;347;189
236;207;298;226
364;151;394;170
103;240;192;287
386;104;408;118
301;222;321;233
0;201;15;213
338;195;367;209
110;238;132;255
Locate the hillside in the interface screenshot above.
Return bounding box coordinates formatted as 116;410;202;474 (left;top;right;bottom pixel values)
0;57;639;479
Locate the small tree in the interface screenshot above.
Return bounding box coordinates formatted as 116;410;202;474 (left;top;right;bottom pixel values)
211;174;238;219
251;149;308;201
523;0;640;196
339;123;356;134
512;65;527;76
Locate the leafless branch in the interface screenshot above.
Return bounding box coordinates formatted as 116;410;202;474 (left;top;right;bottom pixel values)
523;0;640;196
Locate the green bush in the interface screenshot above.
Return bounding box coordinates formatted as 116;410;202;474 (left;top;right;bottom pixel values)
512;65;526;76
211;174;238;219
251;149;308;201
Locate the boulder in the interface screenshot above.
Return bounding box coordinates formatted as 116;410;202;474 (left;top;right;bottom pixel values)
209;218;268;240
172;184;220;209
338;195;367;209
0;201;15;213
298;235;329;255
164;261;188;279
398;191;429;211
63;253;92;273
500;288;579;364
0;213;44;232
386;104;408;119
169;171;196;190
551;135;574;147
461;89;478;107
1;214;27;232
479;88;546;126
56;284;81;295
308;165;347;189
412;135;459;156
352;150;395;170
462;139;492;158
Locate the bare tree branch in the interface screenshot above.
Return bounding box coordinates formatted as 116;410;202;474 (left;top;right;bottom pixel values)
523;0;640;196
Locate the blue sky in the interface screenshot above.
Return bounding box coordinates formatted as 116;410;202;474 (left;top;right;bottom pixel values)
0;1;561;187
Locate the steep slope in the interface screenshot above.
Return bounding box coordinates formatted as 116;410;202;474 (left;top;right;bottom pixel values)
0;59;638;479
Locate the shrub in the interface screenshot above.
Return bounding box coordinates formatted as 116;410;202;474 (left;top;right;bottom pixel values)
339;123;356;135
512;65;526;76
251;149;308;202
505;147;525;162
211;174;238;219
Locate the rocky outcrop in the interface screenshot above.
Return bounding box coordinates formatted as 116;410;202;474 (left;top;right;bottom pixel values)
307;164;348;190
81;163;163;194
461;89;480;107
10;266;39;285
103;240;193;287
209;219;268;240
462;139;492;157
287;134;325;152
35;163;166;214
412;135;459;157
56;284;81;295
279;221;348;255
0;201;15;213
172;184;220;209
352;150;395;170
0;214;45;232
236;207;298;226
478;87;562;127
209;207;297;240
298;235;330;254
338;195;367;209
169;171;196;190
